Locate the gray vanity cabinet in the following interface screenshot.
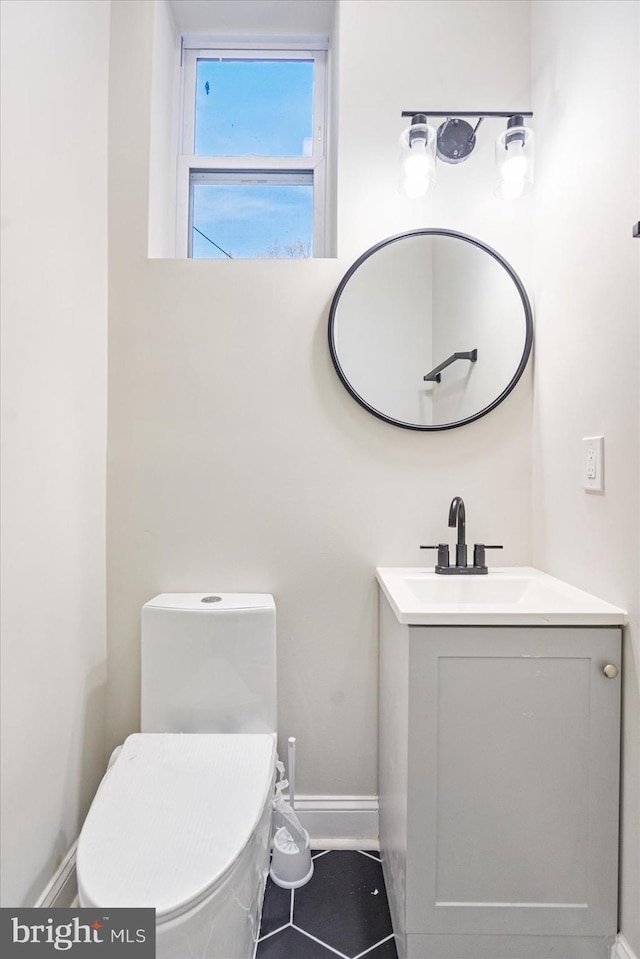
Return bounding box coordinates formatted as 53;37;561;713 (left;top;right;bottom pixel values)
378;595;622;959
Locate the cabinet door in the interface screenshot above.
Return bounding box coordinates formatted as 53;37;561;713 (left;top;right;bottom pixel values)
406;627;621;938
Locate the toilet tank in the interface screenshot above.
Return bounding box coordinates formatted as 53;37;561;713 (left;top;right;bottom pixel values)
141;593;276;734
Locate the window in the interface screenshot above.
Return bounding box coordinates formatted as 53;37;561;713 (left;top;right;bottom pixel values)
178;39;328;259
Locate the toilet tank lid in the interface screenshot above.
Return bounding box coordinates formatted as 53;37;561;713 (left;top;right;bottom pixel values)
144;593;275;611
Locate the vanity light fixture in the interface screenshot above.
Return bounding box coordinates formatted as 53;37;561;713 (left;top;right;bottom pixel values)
495;115;534;199
399;110;534;199
399;113;436;198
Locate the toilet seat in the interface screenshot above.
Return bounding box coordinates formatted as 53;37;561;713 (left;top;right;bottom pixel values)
77;733;276;922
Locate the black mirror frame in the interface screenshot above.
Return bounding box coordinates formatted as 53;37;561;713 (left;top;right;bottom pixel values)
328;228;534;431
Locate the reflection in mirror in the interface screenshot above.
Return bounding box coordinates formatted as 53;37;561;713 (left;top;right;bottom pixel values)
328;230;533;431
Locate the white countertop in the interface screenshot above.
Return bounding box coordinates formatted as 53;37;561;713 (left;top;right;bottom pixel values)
376;566;627;626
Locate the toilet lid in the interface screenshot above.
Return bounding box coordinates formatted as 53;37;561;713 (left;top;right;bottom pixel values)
77;733;276;922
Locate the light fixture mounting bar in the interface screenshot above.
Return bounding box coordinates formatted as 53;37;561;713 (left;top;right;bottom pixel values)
401;111;533;119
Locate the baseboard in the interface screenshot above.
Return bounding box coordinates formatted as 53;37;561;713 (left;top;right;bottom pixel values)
291;795;379;849
613;935;639;959
34;840;79;908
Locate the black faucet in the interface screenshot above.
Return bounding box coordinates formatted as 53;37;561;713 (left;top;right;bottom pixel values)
421;496;503;574
449;496;467;567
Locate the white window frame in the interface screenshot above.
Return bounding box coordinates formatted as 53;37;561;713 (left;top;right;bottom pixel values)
177;37;328;259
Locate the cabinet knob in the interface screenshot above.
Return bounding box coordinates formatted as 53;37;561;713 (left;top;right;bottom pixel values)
603;664;619;679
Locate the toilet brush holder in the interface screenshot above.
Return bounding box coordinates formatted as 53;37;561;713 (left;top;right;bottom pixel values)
269;826;314;889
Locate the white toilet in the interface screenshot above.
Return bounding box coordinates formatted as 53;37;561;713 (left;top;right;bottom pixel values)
77;593;278;959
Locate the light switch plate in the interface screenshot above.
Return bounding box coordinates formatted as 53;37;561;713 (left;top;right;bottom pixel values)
582;436;604;492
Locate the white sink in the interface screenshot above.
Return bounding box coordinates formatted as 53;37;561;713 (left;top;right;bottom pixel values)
376;566;627;626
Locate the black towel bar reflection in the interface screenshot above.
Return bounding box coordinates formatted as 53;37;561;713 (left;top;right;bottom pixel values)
424;349;478;383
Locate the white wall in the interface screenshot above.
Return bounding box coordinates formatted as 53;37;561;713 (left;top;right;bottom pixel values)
336;0;533;262
531;0;640;950
169;0;336;33
106;0;533;801
149;0;181;257
0;0;110;906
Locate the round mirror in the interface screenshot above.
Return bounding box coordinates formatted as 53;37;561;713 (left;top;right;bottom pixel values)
328;229;533;431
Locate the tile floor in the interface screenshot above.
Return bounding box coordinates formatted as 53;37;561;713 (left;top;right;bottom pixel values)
255;850;398;959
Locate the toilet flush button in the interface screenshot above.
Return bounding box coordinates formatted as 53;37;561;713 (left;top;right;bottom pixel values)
201;595;223;603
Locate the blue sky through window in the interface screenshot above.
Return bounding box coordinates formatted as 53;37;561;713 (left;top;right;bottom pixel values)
192;182;313;259
191;58;316;259
195;59;314;157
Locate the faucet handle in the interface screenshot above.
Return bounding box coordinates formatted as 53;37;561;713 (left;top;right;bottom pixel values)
473;544;503;568
420;543;450;568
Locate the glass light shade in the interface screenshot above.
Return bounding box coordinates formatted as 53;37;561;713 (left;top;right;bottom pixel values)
495;124;534;199
399;121;436;198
